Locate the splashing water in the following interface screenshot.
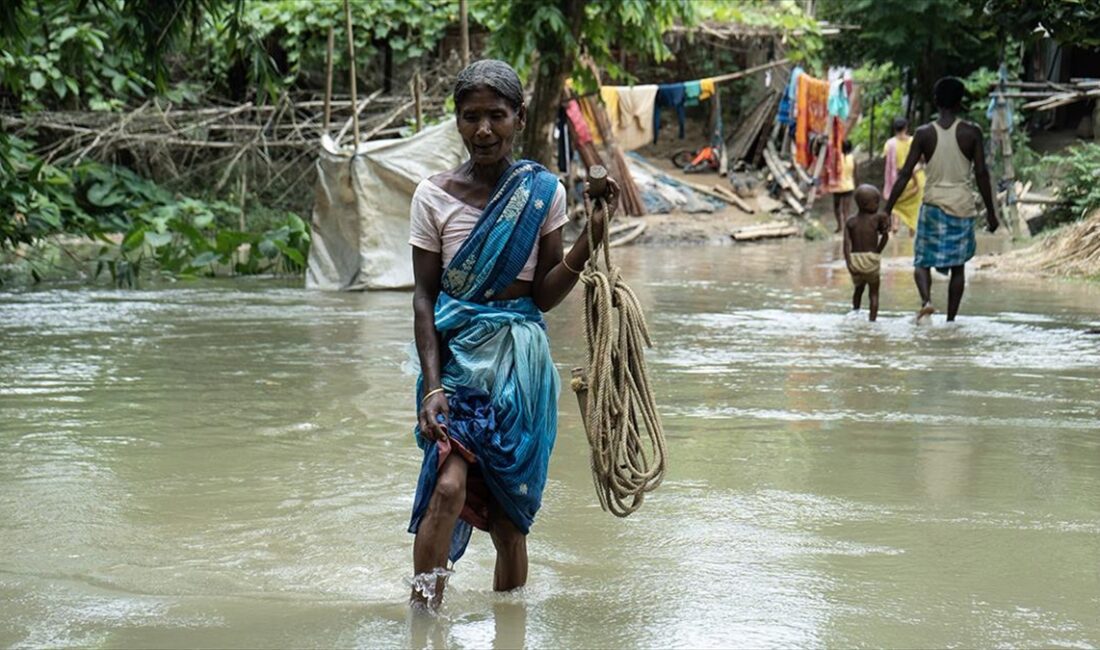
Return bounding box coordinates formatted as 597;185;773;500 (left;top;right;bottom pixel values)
407;567;455;607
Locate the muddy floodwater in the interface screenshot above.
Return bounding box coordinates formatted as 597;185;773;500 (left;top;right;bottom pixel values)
2;238;1100;648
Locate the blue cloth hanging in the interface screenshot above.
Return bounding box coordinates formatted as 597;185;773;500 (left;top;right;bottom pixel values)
654;82;687;142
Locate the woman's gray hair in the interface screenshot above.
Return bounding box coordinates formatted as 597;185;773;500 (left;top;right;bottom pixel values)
453;59;524;112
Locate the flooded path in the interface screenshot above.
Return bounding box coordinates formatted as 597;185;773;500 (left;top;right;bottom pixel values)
2;239;1099;648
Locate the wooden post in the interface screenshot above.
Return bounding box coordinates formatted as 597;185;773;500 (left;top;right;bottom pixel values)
323;25;335;134
992;90;1020;237
868;92;876;156
459;0;470;67
239;170;247;232
343;0;361;147
412;69;423;133
715;86;728;176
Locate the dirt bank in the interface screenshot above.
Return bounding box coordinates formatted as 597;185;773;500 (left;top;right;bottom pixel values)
616;154;805;245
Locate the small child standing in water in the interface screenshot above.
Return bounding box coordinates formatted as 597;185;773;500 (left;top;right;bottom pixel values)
844;184;891;321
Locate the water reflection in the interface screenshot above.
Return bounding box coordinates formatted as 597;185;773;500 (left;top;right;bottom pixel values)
406;597;526;650
2;242;1099;648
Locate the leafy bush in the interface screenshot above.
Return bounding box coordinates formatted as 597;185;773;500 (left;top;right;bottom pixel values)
1042;143;1100;227
1;134;309;285
849;87;904;154
0;4;200;111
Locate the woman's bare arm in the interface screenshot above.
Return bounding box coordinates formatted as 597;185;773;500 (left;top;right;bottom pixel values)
412;247;448;441
531;182;615;312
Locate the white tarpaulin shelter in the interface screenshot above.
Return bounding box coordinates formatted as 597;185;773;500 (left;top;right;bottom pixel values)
306;118;468;290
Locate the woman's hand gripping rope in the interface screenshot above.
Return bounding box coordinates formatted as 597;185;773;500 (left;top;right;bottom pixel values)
576;172;667;518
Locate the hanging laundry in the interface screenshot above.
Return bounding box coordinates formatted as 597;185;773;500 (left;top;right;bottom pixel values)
578;96;602;144
822;117;847;191
795;74;829;168
579;96;605;143
600;86;622;133
654;82;687;143
827;67;852;120
778;65;804;126
565;78;603;144
683;80;702;107
564;99;593;145
610;85;658;151
699;78;716;101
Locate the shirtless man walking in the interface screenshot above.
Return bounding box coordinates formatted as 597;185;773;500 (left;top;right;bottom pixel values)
882;77;999;322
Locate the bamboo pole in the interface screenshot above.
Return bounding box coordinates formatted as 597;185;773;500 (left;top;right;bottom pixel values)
707;58;790;85
459;0;470;67
343;0;361;147
323;25;335;134
412;68;423;132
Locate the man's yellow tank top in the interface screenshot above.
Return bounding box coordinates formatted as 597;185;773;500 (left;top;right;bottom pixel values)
923;119;975;217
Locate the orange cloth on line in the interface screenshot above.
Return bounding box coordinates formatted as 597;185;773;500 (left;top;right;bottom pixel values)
699;78;716;100
795;75;830;168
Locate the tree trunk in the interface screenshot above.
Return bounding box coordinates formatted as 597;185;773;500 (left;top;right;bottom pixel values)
523;59;570;166
521;0;584;167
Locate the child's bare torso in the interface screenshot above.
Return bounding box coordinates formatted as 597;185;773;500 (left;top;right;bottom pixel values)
847;211;887;253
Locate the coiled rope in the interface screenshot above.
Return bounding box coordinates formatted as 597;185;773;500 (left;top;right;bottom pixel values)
571;190;667;517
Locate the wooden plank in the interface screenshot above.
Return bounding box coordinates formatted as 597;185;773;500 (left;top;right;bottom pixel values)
1017;194;1064;205
680;178;750;210
763;147;805;201
731;224;799;241
711;184;755;213
783;191;806;214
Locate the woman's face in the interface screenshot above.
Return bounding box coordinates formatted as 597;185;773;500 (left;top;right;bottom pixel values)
457;86;525;165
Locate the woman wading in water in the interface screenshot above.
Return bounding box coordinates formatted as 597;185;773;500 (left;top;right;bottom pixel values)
406;59;612;607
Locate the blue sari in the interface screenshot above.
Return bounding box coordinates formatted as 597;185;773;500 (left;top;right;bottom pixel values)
409;160;562;563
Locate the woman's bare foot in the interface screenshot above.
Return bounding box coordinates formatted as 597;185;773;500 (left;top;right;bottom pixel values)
916;303;935;322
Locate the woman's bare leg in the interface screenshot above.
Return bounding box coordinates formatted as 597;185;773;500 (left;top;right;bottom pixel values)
489;513;528;592
411;453;468;606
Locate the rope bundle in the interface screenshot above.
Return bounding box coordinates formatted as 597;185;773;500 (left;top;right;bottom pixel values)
574;196;667;517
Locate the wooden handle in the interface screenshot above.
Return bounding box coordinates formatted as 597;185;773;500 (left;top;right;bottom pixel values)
587;165;609;199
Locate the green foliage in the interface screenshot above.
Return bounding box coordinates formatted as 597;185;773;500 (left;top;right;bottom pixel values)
819;0;1000;114
849;88;904;152
198;0;457;99
482;0;695;83
2;0;240;93
0;2;206;110
97;202;310;287
957;67;1040;186
980;0;1100;49
1041;143;1100;227
1;134;308;284
695;0;823;68
820;0;1100;118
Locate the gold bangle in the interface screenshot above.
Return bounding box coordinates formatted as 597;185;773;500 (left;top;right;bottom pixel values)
421;387;445;404
561;255;582;275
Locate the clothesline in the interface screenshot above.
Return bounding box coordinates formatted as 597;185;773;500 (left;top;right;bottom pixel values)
592;58;790;94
